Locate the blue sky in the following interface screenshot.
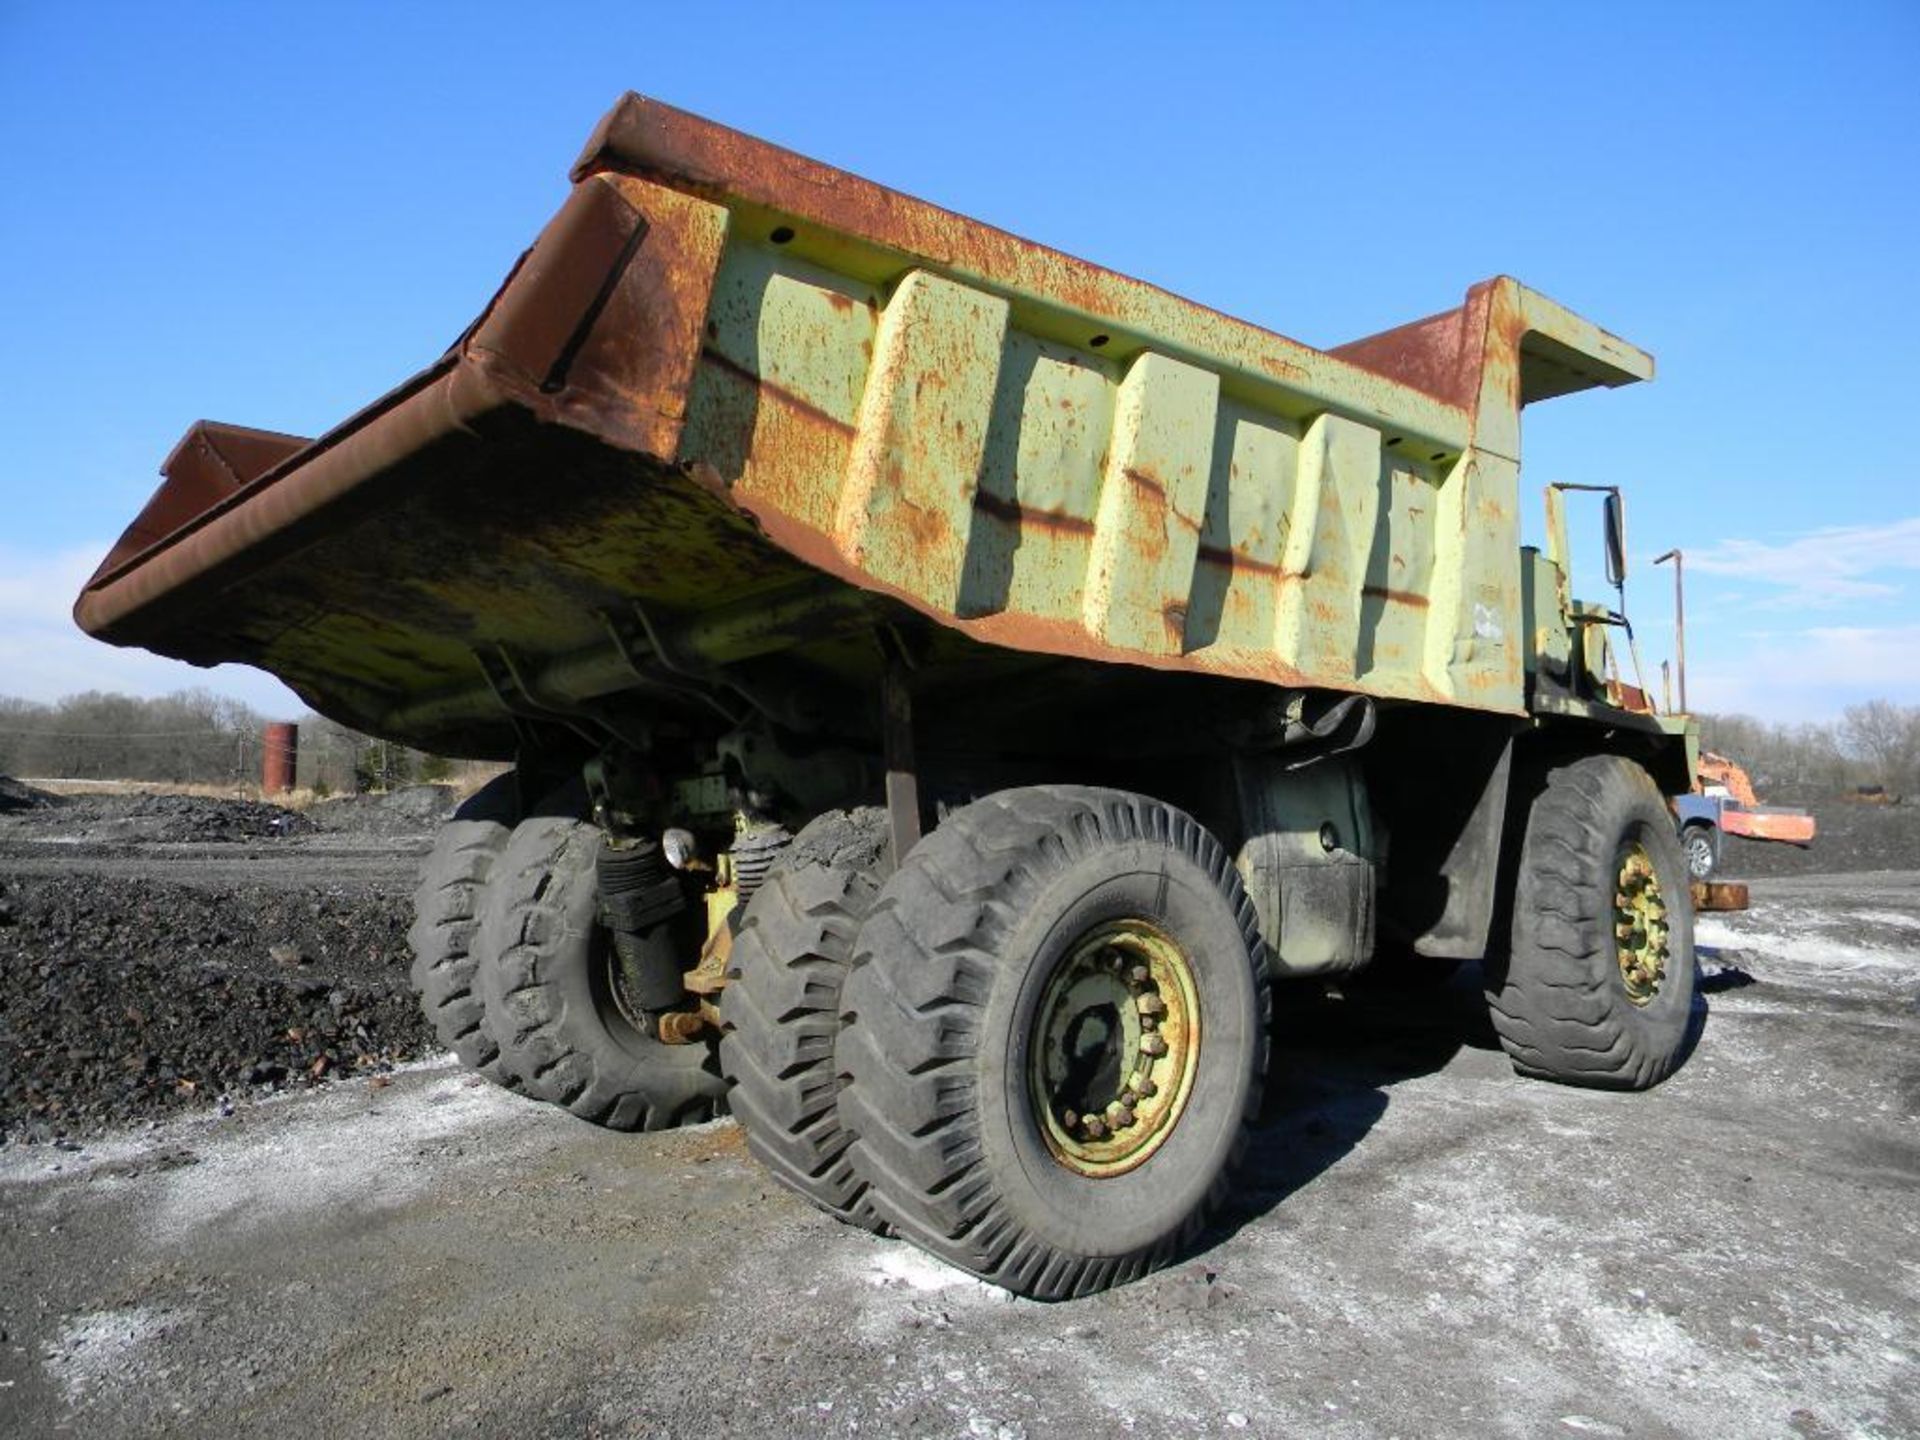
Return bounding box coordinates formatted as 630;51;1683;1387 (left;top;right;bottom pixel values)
2;2;1915;722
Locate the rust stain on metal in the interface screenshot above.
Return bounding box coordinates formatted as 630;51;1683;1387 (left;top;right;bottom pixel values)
1122;465;1168;500
655;1011;712;1045
1194;543;1293;580
88;421;311;585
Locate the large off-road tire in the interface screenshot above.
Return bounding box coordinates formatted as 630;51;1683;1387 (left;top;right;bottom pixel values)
407;773;522;1088
839;786;1270;1301
1487;755;1697;1090
719;807;891;1229
474;814;727;1131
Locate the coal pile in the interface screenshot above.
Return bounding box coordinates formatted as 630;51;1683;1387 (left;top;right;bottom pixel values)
0;775;65;813
0;791;313;845
1719;794;1920;878
306;784;458;837
0;870;430;1143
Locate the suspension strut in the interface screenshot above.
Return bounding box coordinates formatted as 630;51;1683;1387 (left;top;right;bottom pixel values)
597;838;688;1015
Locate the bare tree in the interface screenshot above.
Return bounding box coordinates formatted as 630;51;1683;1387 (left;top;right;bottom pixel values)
0;689;268;784
1840;700;1920;794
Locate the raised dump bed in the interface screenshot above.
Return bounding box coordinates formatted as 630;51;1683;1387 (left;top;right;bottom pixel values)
77;94;1700;1300
78;93;1655;753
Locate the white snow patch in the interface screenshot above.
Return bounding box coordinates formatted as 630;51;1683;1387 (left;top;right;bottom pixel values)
860;1245;1005;1299
1844;909;1920;931
0;1055;469;1187
1695;917;1920;978
41;1306;182;1403
134;1063;538;1244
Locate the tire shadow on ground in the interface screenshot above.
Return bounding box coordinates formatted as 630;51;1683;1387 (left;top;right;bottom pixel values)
1191;966;1496;1252
1177;951;1726;1263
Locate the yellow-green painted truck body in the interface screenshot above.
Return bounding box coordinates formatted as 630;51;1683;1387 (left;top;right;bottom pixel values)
77;93;1652;756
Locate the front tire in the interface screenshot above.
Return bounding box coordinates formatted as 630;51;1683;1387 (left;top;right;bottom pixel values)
474;814;727;1131
1487;756;1697;1090
838;786;1270;1301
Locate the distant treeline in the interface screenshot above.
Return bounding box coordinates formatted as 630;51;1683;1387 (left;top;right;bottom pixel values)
0;689;454;794
1697;700;1918;798
4;687;1915;802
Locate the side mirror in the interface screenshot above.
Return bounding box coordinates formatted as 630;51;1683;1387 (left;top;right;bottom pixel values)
1604;490;1627;588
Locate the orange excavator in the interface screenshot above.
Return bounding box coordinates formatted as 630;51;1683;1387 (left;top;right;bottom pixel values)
1673;752;1817;878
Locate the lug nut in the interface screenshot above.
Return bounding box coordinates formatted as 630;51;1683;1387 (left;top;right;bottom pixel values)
1084;1117;1108;1139
1113;1106;1136;1128
1140;1034;1167;1058
1140;1014;1158;1032
1137;1078;1159;1098
1119;1088;1138;1106
1128;965;1150;985
1062;1109;1079;1129
1138;994;1166;1017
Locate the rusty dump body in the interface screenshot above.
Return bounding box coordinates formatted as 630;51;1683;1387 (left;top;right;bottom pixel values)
79;92;1692;964
81;94;1668;747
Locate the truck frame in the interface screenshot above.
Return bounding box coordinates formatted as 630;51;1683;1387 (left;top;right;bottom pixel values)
77;93;1702;1299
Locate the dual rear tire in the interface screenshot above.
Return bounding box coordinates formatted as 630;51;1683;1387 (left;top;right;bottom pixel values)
725;786;1272;1301
406;788;726;1132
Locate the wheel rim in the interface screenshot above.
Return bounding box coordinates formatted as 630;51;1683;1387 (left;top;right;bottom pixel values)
1614;840;1671;1005
1028;919;1201;1177
1686;832;1712;877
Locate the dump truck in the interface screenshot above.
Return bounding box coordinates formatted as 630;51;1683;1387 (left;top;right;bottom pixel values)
75;93;1702;1301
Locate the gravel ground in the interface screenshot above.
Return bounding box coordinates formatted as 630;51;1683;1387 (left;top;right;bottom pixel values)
0;784;1914;1437
1;859;1915;1437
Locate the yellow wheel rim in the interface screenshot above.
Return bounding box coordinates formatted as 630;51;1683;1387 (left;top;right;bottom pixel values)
1614;841;1670;1006
1029;919;1201;1177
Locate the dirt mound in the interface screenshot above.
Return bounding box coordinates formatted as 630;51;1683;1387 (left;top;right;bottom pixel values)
0;868;429;1142
0;776;65;814
305;784;456;837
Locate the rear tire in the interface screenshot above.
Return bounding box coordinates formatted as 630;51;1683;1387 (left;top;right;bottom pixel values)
407;774;522;1088
474;813;727;1131
719;807;891;1230
839;786;1270;1301
1487;756;1697;1090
